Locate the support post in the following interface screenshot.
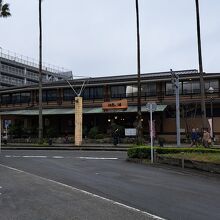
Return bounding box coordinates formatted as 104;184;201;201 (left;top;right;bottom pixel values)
171;69;181;147
0;115;1;154
75;97;83;146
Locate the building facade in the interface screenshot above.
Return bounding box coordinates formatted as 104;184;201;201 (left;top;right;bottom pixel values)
0;48;72;88
0;68;219;143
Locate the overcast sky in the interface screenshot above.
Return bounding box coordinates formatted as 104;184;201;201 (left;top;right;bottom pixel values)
1;0;220;77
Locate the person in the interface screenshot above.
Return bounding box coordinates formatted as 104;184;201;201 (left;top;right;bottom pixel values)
2;133;7;145
202;129;211;148
195;128;201;145
113;129;119;146
190;128;197;147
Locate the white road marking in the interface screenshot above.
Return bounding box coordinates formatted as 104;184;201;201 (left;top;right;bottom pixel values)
23;156;47;158
4;155;47;158
78;157;118;160
0;163;165;220
52;156;64;159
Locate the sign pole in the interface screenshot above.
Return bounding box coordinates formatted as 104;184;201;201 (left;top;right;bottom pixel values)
146;102;157;164
150;107;153;164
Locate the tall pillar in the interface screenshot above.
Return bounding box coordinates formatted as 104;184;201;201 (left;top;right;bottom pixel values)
0;115;1;153
75;97;83;146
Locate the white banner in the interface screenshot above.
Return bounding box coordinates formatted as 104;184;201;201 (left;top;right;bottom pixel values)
208;118;213;138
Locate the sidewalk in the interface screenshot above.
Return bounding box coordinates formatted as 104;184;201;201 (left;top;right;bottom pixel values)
1;142;130;151
1;142;220;151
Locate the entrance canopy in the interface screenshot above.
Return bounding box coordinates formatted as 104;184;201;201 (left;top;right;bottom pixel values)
0;105;167;116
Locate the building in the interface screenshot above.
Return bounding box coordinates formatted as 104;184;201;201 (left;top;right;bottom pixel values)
0;48;72;88
0;68;219;143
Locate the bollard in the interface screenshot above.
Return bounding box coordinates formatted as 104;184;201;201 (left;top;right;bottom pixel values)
154;149;157;163
181;152;184;169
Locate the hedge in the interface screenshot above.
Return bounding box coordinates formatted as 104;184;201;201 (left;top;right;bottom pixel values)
127;146;220;159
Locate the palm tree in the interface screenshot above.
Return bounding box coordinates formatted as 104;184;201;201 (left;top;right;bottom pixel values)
0;0;11;17
195;0;207;129
135;0;142;145
38;0;43;143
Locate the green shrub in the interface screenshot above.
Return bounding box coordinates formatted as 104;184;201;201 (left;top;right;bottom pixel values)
96;134;104;139
45;127;57;138
88;126;99;139
127;146;220;159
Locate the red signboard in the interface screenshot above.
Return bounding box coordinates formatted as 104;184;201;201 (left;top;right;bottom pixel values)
102;99;128;110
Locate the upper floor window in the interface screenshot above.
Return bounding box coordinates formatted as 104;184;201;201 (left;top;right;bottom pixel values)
111;86;126;98
63;88;78;101
21;92;31;103
165;82;182;95
126;85;138;97
1;94;11;105
46;89;57;102
142;82;156;96
12;93;21;104
90;87;103;99
183;81;200;94
205;80;219;92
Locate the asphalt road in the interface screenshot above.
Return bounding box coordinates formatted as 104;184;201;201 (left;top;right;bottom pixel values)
0;150;220;220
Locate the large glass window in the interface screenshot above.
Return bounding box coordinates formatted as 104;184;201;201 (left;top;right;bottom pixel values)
166;83;174;95
126;85;138;97
111;86;126;98
43;91;47;102
1;94;11;105
166;82;182;95
191;81;200;94
82;88;90;100
183;81;191;94
63;88;76;101
21;92;31;103
205;80;219;92
90;87;103;99
183;81;200;94
142;83;156;96
12;93;20;104
46;89;57;101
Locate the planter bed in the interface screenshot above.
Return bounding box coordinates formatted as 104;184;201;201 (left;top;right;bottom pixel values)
158;155;220;174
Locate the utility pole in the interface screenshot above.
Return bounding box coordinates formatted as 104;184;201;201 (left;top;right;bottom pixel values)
135;0;142;145
195;0;207;129
171;69;181;147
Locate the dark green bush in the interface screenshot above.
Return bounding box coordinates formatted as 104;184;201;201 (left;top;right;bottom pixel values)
127;146;220;159
45;127;58;138
96;134;104;139
88;126;99;139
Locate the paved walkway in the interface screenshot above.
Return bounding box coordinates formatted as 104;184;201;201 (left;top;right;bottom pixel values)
1;142;220;151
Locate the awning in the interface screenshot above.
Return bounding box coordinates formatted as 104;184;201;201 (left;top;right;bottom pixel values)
0;105;167;116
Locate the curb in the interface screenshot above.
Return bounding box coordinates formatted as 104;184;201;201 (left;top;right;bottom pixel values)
1;145;128;151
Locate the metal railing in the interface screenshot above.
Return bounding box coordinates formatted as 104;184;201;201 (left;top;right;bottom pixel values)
0;74;24;86
0;47;72;76
1;64;25;78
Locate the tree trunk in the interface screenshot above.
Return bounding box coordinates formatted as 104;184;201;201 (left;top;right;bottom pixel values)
135;0;142;145
38;0;43;143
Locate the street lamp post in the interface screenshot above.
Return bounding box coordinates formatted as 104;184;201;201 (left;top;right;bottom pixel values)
208;86;214;140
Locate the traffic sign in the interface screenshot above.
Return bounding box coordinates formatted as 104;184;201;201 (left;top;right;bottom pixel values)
146;102;157;112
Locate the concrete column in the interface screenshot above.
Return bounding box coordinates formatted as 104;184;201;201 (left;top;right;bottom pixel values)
75;97;83;146
0;115;1;153
24;68;27;85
